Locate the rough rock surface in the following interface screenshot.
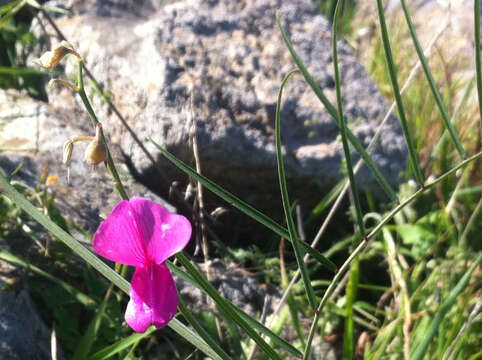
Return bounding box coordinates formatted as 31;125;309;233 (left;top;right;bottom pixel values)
177;259;282;317
0;291;49;360
30;0;407;217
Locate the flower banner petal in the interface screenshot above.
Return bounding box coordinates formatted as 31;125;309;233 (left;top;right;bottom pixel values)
129;197;192;264
125;262;178;332
93;200;147;266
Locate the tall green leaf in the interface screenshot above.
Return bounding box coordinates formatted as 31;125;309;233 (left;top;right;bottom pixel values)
375;0;424;185
399;0;465;157
275;68;317;309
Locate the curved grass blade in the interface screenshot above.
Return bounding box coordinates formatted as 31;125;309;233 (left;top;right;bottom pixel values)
148;138;336;272
0;170;231;360
176;253;283;360
332;0;365;236
375;0;424;185
475;0;482;133
275;12;397;202
168;261;302;358
399;0;465;158
87;327;156;360
178;298;232;360
276;68;316;309
411;253;482;360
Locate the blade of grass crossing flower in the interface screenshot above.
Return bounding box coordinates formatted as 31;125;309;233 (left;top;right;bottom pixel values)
411;253;482;360
176;253;283;360
0;171;232;360
332;0;365;236
275;12;397;202
475;0;482;133
276;69;316;309
399;0;465;157
168;261;302;358
148;137;336;272
178;298;233;360
343;258;359;360
87;327;157;360
375;0;424;185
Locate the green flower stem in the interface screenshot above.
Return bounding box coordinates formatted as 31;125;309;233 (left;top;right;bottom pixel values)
475;0;482;134
76;59;128;201
332;0;365;236
276;69;317;309
375;0;425;186
399;0;465;158
302;150;482;360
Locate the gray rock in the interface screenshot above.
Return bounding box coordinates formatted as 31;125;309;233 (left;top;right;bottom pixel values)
0;291;50;360
176;259;282;317
30;0;407;219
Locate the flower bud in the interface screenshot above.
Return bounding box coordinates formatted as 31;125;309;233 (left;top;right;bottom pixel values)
39;41;81;69
84;123;107;166
63;139;74;166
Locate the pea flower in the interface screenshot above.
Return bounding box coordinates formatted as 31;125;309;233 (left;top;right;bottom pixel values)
93;197;192;332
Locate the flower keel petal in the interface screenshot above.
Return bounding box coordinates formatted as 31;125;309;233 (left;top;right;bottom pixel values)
125;263;178;333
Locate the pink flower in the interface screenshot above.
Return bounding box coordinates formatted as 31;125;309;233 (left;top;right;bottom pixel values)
93;197;192;332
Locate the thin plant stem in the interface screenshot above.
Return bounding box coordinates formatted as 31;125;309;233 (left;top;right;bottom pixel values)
76;59;129;201
399;0;465;157
475;0;482;134
375;0;424;185
333;0;365;236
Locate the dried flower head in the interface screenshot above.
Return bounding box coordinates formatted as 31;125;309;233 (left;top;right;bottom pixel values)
39;41;81;69
84;123;107;166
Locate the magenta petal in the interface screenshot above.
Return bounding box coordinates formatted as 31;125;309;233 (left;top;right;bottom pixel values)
93;200;147;267
125;263;178;332
129;197;192;264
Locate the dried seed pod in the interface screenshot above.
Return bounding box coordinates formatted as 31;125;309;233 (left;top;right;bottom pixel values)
84;123;107;166
39;41;81;69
